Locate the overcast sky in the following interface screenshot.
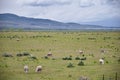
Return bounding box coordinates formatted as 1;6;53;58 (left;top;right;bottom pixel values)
0;0;120;27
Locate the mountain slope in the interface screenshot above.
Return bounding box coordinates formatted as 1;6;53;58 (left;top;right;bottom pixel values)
0;13;117;30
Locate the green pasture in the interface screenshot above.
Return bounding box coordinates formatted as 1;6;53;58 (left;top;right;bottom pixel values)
0;31;120;80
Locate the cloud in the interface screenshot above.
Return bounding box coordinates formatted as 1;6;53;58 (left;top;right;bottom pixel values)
0;0;120;27
17;0;71;7
79;0;94;7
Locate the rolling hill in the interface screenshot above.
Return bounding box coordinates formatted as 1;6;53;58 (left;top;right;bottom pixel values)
0;13;119;30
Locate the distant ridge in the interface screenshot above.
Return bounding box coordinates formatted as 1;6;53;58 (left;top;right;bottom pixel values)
0;13;119;30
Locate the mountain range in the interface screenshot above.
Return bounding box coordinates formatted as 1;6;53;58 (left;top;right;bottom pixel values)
0;13;119;30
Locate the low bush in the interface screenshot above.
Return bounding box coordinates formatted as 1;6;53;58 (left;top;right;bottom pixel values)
23;52;30;56
75;56;80;60
30;56;37;60
94;61;96;64
52;58;56;60
67;63;74;68
106;61;109;64
80;57;86;60
78;61;84;66
82;54;85;57
44;56;49;59
2;53;13;57
118;58;120;63
16;53;23;57
62;57;68;60
62;56;72;60
29;54;37;60
67;57;72;60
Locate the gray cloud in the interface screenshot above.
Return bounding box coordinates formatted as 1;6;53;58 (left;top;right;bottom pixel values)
78;0;120;8
107;0;120;6
79;0;94;8
24;0;72;7
0;0;120;27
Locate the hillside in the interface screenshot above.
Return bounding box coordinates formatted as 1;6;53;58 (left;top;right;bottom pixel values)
0;13;117;30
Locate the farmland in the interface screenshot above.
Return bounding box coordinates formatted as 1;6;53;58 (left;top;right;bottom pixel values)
0;31;120;80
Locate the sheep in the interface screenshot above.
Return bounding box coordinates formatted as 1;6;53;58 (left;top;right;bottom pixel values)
35;65;42;72
101;49;105;53
47;52;52;56
79;50;83;54
99;58;104;64
24;65;29;73
16;38;20;41
79;76;88;80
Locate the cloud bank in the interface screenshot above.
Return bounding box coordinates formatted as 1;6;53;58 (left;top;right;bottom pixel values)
0;0;120;26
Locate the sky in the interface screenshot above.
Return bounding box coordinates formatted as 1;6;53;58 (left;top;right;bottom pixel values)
0;0;120;27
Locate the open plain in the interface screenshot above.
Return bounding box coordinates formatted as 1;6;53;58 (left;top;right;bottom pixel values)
0;31;120;80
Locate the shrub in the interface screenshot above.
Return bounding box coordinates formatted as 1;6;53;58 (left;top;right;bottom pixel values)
62;57;68;60
118;58;120;63
16;53;23;57
78;61;84;66
68;74;72;77
106;61;109;64
5;64;8;68
75;56;80;60
52;58;56;60
67;63;74;68
80;57;86;60
69;55;72;57
67;57;72;60
82;54;85;57
30;56;37;60
31;56;37;59
2;53;13;57
62;56;72;60
94;61;96;64
23;52;30;56
44;56;48;59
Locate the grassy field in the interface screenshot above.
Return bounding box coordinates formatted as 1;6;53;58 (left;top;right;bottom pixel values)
0;31;120;80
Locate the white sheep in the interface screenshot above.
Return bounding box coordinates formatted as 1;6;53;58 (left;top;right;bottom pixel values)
47;52;52;56
99;58;104;64
35;65;42;72
24;65;29;73
79;50;83;54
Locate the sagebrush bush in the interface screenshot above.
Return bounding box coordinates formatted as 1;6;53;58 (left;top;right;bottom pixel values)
16;53;23;57
2;53;13;57
75;56;80;60
30;56;37;60
62;56;72;60
62;57;68;60
118;58;120;63
44;56;48;59
67;57;72;60
78;61;84;66
106;61;109;64
80;57;86;60
23;52;30;56
67;63;74;68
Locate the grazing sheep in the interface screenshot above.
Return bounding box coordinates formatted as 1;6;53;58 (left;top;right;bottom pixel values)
47;52;52;56
24;65;29;73
100;49;106;53
16;38;20;41
35;65;42;72
79;76;88;80
99;58;104;64
79;50;83;54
